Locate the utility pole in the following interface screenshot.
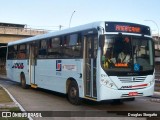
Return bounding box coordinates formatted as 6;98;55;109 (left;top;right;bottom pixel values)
59;25;62;30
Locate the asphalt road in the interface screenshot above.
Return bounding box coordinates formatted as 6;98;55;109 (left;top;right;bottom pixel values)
0;78;159;120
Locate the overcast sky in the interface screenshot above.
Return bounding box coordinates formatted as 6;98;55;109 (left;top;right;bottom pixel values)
0;0;159;35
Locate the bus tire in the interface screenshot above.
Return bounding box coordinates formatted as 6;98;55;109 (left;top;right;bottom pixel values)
67;80;81;105
20;74;28;89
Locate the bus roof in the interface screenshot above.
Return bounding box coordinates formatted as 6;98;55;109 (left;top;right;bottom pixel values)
8;21;150;46
8;21;103;46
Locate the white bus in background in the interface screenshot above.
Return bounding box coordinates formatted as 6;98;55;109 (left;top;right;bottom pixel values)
6;21;155;104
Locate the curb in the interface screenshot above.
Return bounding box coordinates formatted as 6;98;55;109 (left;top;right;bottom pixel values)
0;84;33;120
0;75;7;80
154;92;160;96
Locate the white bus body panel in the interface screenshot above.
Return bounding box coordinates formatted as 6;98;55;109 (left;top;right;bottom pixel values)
34;59;84;94
6;60;29;84
6;59;85;98
98;83;154;101
97;68;155;101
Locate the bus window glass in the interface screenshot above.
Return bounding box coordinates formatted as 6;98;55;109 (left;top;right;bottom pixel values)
26;44;29;59
13;45;18;59
8;46;15;59
48;37;62;58
49;37;61;48
18;44;26;59
64;36;70;46
69;34;78;46
38;40;47;58
101;35;154;72
94;36;98;58
132;37;153;70
63;34;82;58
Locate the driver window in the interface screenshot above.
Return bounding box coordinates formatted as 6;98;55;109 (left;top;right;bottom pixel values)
102;35;132;69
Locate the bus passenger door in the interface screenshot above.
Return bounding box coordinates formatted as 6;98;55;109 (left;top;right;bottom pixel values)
83;35;97;98
29;42;38;87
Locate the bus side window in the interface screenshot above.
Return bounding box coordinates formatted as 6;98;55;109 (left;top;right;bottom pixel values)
47;37;62;58
38;39;47;58
93;36;98;58
8;46;15;59
63;35;70;58
63;34;82;58
26;44;29;59
18;44;26;59
13;45;18;59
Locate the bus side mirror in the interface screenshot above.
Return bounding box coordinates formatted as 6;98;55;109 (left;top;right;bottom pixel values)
99;35;105;47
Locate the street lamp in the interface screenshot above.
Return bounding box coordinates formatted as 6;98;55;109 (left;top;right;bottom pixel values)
69;11;76;28
144;20;160;49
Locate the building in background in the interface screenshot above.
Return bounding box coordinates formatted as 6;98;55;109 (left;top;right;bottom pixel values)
0;22;49;74
153;35;160;80
153;34;160;50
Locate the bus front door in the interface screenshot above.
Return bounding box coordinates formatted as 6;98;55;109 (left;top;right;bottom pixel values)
83;35;97;98
29;43;38;88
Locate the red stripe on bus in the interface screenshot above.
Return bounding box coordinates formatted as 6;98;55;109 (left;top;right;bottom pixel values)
132;84;148;88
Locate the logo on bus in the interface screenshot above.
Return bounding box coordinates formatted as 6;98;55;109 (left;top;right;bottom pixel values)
56;60;62;71
121;84;148;89
12;63;24;69
121;86;132;89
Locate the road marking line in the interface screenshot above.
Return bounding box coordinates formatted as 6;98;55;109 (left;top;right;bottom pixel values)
0;84;33;120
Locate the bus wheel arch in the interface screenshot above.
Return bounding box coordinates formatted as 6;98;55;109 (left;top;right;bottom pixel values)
20;72;28;89
66;78;81;105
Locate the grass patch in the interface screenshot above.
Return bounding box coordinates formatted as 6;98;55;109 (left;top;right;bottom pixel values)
0;107;21;111
0;87;12;103
0;117;28;120
0;86;29;120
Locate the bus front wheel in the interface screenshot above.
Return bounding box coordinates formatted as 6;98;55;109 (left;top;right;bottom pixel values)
67;81;81;105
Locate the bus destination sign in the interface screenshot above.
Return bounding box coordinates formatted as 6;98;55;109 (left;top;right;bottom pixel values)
105;22;151;35
115;25;141;33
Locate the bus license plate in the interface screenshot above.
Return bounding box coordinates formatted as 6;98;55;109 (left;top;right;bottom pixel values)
129;92;138;96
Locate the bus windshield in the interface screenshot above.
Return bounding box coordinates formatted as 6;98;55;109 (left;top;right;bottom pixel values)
101;34;154;74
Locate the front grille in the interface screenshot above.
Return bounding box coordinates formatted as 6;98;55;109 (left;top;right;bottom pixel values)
118;76;147;83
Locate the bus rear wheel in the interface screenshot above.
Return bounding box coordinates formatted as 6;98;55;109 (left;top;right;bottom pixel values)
67;81;81;105
20;74;28;89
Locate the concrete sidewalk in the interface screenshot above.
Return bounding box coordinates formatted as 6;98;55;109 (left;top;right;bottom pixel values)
152;92;160;98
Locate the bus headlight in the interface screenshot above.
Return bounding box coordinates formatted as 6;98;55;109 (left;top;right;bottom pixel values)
149;78;155;86
147;74;155;86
